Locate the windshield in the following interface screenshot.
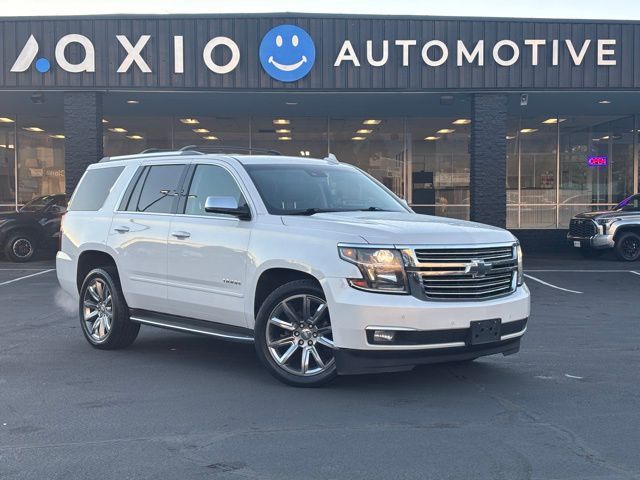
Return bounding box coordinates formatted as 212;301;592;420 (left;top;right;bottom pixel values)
244;164;407;215
613;194;640;211
19;195;55;212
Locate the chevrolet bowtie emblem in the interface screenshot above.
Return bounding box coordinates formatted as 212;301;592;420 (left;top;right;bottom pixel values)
465;259;492;278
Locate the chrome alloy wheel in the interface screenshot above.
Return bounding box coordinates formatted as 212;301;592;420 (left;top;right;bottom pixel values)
12;238;33;259
82;278;113;342
266;294;335;377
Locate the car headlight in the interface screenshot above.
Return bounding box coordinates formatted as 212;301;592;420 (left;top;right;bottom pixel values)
516;243;524;286
338;246;408;293
596;217;620;226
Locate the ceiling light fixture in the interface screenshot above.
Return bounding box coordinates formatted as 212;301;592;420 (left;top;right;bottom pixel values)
49;134;65;139
23;127;44;132
273;119;290;125
352;136;366;141
452;119;471;125
0;117;15;123
542;118;566;124
520;128;538;133
362;119;381;125
192;128;209;133
598;100;611;104
127;135;144;140
424;136;440;141
126;99;139;104
278;136;292;141
437;128;455;134
108;127;127;133
180;118;200;124
275;129;291;134
356;129;372;134
102;119;109;124
203;135;219;140
286;102;298;106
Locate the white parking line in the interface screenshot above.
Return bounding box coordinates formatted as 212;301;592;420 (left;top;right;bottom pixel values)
631;271;640;277
523;274;583;294
0;269;55;286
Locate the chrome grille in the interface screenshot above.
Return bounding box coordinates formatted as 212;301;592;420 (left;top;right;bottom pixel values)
412;245;517;300
569;219;597;238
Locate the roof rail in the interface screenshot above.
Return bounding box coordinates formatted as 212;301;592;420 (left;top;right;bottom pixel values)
178;145;282;156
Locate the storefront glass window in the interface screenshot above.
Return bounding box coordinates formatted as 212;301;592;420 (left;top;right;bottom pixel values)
0;119;16;211
329;118;405;199
251;117;326;158
174;117;249;151
17;115;65;204
408;117;470;220
103;116;172;157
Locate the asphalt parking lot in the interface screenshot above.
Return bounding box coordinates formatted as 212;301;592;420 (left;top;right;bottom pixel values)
1;251;639;480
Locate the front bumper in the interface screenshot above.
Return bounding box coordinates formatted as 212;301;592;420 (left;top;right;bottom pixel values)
567;233;614;249
322;278;530;354
335;337;521;375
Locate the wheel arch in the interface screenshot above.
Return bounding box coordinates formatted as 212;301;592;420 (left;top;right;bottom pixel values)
76;249;119;293
613;224;640;240
253;267;323;320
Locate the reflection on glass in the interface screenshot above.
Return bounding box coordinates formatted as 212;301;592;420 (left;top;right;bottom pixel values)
103;116;172;156
0;123;16;211
17;116;65;203
174;117;249;150
330;118;405;198
251;117;325;157
408;117;470;219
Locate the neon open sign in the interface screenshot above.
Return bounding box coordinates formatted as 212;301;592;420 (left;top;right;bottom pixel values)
587;156;608;167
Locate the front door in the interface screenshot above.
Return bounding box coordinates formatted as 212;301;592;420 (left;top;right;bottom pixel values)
166;163;252;328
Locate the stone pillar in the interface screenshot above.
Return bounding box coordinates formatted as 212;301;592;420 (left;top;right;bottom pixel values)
470;94;508;228
64;92;103;196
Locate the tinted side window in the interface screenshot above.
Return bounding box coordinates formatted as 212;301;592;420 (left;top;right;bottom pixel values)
68;166;125;211
184;165;246;216
128;164;184;213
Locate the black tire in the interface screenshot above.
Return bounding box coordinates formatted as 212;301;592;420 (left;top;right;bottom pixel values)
580;246;604;258
254;279;337;387
3;231;37;262
78;267;140;349
614;232;640;262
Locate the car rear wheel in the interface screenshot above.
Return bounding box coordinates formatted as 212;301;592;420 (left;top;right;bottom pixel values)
614;232;640;262
3;232;37;262
79;267;140;349
254;279;337;387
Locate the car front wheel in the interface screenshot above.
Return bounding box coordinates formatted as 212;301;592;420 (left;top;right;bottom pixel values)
3;232;37;262
79;267;140;349
254;279;337;387
614;232;640;262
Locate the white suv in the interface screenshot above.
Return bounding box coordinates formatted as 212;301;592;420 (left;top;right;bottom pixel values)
57;148;530;387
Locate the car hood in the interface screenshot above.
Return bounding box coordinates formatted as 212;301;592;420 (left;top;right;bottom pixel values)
281;211;516;246
574;209;633;220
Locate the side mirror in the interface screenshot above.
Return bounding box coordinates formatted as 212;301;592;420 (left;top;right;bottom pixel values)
204;196;251;220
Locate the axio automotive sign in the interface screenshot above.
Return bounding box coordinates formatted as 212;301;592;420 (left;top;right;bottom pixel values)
9;24;621;82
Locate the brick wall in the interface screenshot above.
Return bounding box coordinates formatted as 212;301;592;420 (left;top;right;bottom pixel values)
63;92;103;197
470;94;508;228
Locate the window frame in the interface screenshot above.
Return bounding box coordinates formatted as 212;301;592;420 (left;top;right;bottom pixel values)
177;162;253;220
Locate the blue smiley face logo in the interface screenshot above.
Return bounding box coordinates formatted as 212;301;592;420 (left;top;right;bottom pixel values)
259;25;315;82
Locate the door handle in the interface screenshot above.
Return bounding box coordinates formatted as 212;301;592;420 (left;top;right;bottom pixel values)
171;231;191;239
114;226;130;233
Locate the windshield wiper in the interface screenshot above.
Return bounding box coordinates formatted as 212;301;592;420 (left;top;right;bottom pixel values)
285;208;342;216
359;206;389;211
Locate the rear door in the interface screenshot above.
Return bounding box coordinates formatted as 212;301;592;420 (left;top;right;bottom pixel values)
165;162;253;327
107;162;188;313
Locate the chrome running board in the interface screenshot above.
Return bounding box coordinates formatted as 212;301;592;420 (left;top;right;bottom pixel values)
130;309;254;343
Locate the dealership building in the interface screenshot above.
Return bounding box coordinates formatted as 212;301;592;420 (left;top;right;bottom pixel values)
0;13;639;247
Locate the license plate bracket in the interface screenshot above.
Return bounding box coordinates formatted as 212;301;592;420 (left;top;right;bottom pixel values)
469;319;501;345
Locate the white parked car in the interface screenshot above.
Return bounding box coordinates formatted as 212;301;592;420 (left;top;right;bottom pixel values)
57;148;530;387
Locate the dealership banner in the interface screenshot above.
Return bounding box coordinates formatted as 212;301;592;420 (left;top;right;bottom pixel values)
0;15;639;90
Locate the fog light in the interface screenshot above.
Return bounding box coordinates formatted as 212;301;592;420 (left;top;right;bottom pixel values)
373;330;396;343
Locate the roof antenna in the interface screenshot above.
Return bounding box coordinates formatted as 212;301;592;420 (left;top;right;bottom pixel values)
324;153;339;165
